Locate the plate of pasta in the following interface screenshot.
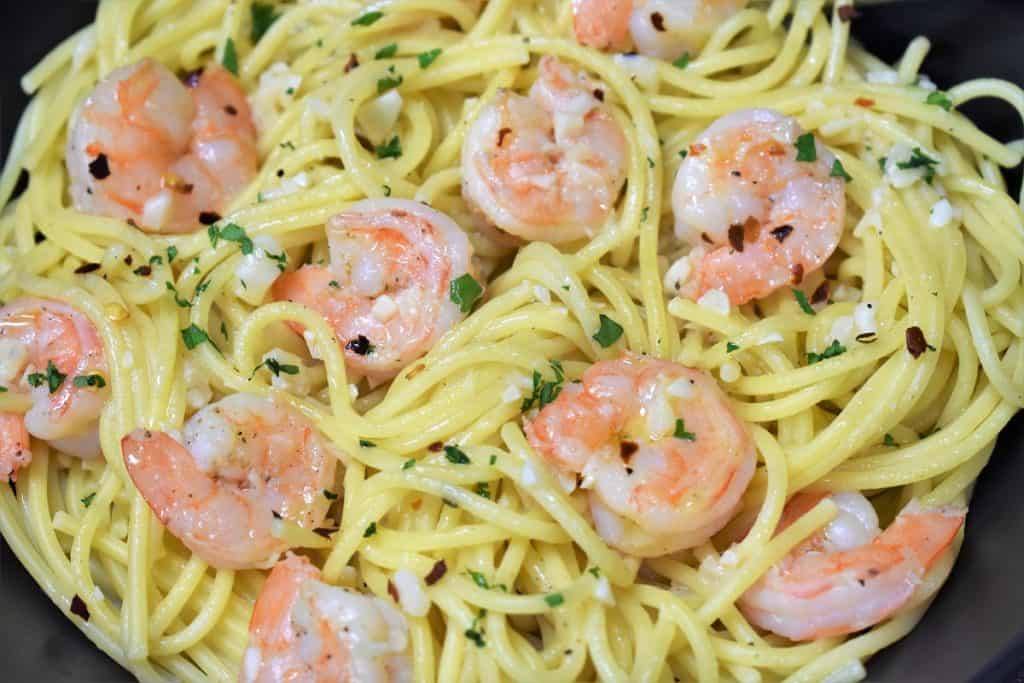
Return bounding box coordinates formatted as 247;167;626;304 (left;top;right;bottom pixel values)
2;0;1024;681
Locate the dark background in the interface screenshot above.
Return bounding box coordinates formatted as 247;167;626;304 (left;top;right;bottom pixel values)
1;1;1023;681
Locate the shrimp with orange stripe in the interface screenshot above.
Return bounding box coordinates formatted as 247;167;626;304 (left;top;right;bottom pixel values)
525;353;756;556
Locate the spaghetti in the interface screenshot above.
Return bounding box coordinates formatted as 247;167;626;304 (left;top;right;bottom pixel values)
1;0;1022;681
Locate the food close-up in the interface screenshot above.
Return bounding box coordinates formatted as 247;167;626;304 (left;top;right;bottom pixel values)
1;0;1023;681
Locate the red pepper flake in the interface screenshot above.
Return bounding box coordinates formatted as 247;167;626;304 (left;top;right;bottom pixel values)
70;595;90;621
428;441;444;452
811;280;830;305
837;5;860;22
701;232;713;244
650;12;665;31
123;254;133;266
620;441;638;461
689;143;706;157
134;265;152;277
344;53;360;73
313;527;337;539
905;326;928;358
88;154;111;180
592;88;604;102
425;559;448;585
771;224;794;242
790;263;805;285
411;498;422;510
387;580;400;602
728;224;745;252
224;104;238;116
497;127;512;147
198;211;221;225
854;97;875;108
74;262;101;274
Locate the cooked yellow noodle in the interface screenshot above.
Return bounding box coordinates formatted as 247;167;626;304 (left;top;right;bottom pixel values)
0;0;1022;680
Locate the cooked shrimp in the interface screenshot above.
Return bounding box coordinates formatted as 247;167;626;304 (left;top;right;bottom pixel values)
671;108;845;305
525;353;756;556
67;58;259;234
272;198;477;386
121;394;340;569
0;298;108;481
461;56;628;244
573;0;745;60
738;492;965;641
243;553;412;683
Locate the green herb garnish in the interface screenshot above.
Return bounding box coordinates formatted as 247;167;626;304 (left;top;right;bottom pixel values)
449;273;483;313
592;314;624;348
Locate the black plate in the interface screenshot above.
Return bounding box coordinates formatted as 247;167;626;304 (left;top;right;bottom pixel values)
1;2;1022;681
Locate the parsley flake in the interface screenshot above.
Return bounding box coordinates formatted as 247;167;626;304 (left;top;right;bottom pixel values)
793;288;816;315
222;38;239;76
475;482;490;499
251;357;300;379
323;489;339;500
72;374;106;389
375;42;398;59
417;48;442;69
592;314;624;348
375;135;402;158
673;419;696;441
377;71;403;94
181;324;212;350
896;147;939;185
402;459;416;469
884;433;898;447
521;361;565;411
925;91;953;112
359;439;377;448
363;521;378;537
794;133;817;162
444;445;470;464
250;3;280;44
81;492;96;508
672;52;691;68
208;223;254;254
449;273;483;313
726;341;739;353
830;159;853;182
807;339;847;364
166;245;178;262
27;360;66;394
352;11;384;26
544;593;565;607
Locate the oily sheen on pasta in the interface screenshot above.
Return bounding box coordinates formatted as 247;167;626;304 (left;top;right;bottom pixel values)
1;0;1023;681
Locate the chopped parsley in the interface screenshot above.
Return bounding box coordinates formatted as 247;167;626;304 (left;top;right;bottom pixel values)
587;566;601;578
895;147;939;185
465;609;488;647
417;48;442;69
592;314;624;348
363;521;378;537
208;222;254;254
489;454;497;465
382;184;391;196
646;156;654;169
443;445;470;465
449;273;483;313
678;149;688;160
375;135;402;159
807;339;847;364
81;492;96;508
166;281;192;308
352;10;384;26
672;52;691;69
323;489;339;500
0;386;6;393
250;357;300;379
375;42;398;59
468;570;490;589
72;374;106;389
222;38;239;76
641;206;649;222
925;91;953;112
883;433;898;447
266;249;288;272
475;482;490;499
878;156;888;172
544;593;565;607
27;360;66;394
250;3;280;44
377;67;403;94
830;159;853;182
359;439;377;448
792;288;816;315
402;459;416;469
521;360;565;411
328;280;340;289
166;245;178;263
726;341;739;353
673;419;696;441
794;133;817;162
181;324;213;350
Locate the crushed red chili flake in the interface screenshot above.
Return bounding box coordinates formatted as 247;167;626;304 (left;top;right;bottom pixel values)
497;127;512;147
811;281;830;305
70;595;90;621
198;211;221;225
344;53;360;73
592;88;604;101
854;97;875;108
905;326;928;358
313;527;337;539
620;441;638;461
425;559;448;585
428;441;444;452
74;262;101;274
771;224;794;242
651;12;666;31
224;104;238;116
791;263;805;285
387;580;400;602
689;143;707;156
701;232;713;244
728;224;745;252
134;265;152;277
837;5;859;22
123;254;133;266
88;154;111;180
411;498;422;510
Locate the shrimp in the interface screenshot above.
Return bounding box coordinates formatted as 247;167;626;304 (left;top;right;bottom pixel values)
573;0;745;60
525;353;756;557
738;492;965;641
272;199;477;386
120;394;340;569
67;58;259;234
0;298;109;481
671;108;845;305
243;553;412;683
461;56;628;244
